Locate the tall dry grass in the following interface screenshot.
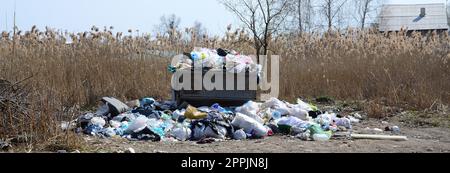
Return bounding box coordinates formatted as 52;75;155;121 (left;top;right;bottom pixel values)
0;26;449;146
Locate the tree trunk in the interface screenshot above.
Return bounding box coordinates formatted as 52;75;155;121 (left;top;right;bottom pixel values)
298;0;303;34
327;1;333;31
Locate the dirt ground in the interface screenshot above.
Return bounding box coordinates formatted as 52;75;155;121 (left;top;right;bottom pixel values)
84;118;450;153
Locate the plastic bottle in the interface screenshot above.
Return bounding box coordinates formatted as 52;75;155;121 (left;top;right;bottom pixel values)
115;122;129;136
308;124;332;141
272;111;282;120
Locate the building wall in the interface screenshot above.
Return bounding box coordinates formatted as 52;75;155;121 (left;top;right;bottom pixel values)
379;3;449;31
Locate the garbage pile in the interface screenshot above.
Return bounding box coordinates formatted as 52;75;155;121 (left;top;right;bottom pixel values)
70;97;363;142
169;47;261;73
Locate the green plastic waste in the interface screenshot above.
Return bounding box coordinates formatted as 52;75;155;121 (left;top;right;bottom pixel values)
308;124;332;141
168;65;177;73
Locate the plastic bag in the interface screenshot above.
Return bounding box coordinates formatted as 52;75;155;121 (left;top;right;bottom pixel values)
233;129;247;140
263;98;290;116
296;99;315;111
171;126;192;141
277;116;309;128
235;101;264;124
204;125;227;140
172;109;185;120
231;113;268;138
184;105;208;119
289;106;309;120
334;117;352;129
192;125;206;140
89;117;106;127
125;116;149;134
100;127;116;137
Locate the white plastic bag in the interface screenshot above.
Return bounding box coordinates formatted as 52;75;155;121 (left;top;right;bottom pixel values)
89;117;106;127
231;113;268;138
296;99;314;111
263;98;290;115
235;101;264;124
171;126;192;141
289;106;309;120
277;116;309;129
125;116;149;134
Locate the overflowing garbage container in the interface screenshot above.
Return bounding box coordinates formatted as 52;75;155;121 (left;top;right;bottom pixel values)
68;47;407;144
170;48;260;107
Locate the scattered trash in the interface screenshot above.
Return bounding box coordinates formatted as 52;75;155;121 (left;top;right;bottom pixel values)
84;124;103;135
353;113;363;119
308;124;332;141
363;127;384;134
61;121;76;131
57;150;67;153
295;131;311;141
197;138;217;144
351;134;408;141
125;148;135;153
348;116;360;123
171;47;259;73
277;116;309;134
100;127;116;137
385;126;400;134
72;96;407;144
0;140;11;151
72;150;81;153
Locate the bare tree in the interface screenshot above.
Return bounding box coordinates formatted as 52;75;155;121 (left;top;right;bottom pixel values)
187;21;207;42
356;0;374;29
297;0;303;33
219;0;293;59
192;21;207;38
294;0;313;34
156;14;181;42
321;0;347;31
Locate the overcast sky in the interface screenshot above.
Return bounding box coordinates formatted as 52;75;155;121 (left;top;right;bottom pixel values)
0;0;448;35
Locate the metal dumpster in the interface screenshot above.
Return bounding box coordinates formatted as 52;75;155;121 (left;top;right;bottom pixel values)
172;69;257;107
